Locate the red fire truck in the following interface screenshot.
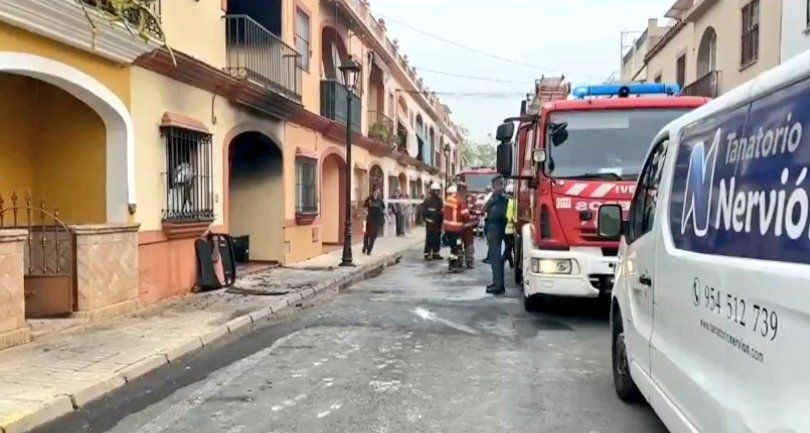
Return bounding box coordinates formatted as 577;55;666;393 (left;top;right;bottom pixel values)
495;83;708;310
456;166;497;199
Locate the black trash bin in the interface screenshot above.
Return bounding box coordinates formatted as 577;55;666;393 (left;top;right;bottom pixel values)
232;235;250;263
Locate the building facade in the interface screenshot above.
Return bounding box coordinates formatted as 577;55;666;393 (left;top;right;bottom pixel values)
629;0;782;98
781;0;810;62
620;19;669;83
0;0;463;348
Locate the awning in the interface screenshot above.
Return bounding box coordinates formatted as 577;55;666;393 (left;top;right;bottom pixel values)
295;146;318;159
160;112;210;134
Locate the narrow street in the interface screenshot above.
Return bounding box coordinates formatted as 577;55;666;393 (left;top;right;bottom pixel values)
36;241;668;433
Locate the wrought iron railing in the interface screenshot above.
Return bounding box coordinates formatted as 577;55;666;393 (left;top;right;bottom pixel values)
161;127;215;222
321;80;361;132
225;14;302;102
682;70;721;98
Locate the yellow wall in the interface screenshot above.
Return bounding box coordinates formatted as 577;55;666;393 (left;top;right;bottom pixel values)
130;67;285;231
0;74;106;223
646;0;782;93
160;0;226;70
0;21;130;104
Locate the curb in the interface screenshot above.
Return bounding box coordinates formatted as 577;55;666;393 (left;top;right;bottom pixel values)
2;247;411;433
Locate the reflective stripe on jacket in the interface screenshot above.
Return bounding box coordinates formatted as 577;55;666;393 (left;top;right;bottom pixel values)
505;198;517;234
442;194;469;233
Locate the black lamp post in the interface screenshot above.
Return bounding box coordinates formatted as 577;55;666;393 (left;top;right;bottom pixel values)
339;57;361;267
443;143;451;196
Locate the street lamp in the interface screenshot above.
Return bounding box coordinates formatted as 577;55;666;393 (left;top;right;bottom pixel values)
443;143;451;196
339;56;361;267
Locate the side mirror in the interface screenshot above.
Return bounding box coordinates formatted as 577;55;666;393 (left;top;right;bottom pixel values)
496;122;515;143
496;142;512;176
549;122;569;147
597;204;623;240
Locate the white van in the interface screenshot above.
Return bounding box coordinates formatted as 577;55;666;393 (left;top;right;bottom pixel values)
598;52;810;432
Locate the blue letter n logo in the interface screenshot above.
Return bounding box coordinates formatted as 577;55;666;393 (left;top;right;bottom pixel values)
680;130;720;237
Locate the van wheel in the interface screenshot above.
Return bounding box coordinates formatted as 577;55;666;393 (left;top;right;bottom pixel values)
612;316;641;402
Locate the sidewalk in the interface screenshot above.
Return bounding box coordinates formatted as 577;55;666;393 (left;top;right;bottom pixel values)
0;229;423;433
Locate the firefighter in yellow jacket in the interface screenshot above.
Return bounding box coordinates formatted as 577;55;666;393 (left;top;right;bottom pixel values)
503;183;517;268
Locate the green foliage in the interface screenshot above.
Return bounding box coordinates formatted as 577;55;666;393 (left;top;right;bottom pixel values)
79;0;176;65
462;135;497;167
368;121;398;148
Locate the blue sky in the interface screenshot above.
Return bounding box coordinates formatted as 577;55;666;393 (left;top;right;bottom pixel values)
371;0;674;142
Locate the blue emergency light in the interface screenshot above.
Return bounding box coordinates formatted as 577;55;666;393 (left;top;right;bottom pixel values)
572;83;681;99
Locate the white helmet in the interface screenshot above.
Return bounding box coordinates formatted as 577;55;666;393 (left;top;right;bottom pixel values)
430;182;441;191
446;184;457;194
505;184;514;194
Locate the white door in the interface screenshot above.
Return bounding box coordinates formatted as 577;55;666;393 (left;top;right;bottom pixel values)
621;138;668;386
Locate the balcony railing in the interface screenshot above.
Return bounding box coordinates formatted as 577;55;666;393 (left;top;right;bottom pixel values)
321;80;361;132
682;70;721;98
367;110;395;146
225;15;302;102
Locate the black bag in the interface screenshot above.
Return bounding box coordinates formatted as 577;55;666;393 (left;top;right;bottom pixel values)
195;234;238;292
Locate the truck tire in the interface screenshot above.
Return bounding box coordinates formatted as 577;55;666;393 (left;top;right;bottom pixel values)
612;309;642;402
514;234;523;285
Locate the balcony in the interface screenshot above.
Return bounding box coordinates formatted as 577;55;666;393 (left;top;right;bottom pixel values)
367;110;395;147
225;14;302;103
321;80;361;132
682;70;720;98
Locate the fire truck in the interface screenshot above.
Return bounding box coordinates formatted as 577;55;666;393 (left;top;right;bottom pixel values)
456;166;497;199
495;83;709;310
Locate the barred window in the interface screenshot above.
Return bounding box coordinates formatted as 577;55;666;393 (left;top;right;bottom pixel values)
162;127;214;221
294;7;311;70
296;158;318;213
741;0;760;66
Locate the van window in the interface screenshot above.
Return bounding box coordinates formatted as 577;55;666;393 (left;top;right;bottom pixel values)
628;139;668;243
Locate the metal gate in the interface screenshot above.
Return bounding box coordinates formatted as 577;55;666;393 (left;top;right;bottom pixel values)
0;193;75;317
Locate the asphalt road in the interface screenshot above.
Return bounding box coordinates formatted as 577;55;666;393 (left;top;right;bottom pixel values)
35;239;669;433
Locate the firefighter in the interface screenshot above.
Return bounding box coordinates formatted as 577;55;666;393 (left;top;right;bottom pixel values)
503;183;517;268
443;184;469;273
422;182;444;260
465;192;481;269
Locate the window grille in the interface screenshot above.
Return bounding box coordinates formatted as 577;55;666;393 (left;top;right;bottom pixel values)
162;127;214;221
296;158;318;213
741;0;760;66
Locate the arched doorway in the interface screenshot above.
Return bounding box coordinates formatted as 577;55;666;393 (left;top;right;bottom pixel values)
228;131;284;263
321;151;346;245
697;27;717;78
0;52;132;223
321;26;350;83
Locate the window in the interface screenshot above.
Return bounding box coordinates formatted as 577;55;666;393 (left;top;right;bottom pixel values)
741;0;760;66
294;7;310;70
807;0;810;27
296;158;317;213
628;139;668;243
676;54;686;88
162;127;214;221
162;136;213;220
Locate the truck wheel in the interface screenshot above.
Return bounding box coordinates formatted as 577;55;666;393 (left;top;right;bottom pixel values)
514;236;523;285
612;311;641;402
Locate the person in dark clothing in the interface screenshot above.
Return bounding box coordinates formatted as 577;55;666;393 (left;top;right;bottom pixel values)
422;182;444;260
363;187;385;255
390;190;405;236
485;177;508;294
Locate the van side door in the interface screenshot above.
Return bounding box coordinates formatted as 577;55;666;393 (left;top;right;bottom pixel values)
622;137;669;381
